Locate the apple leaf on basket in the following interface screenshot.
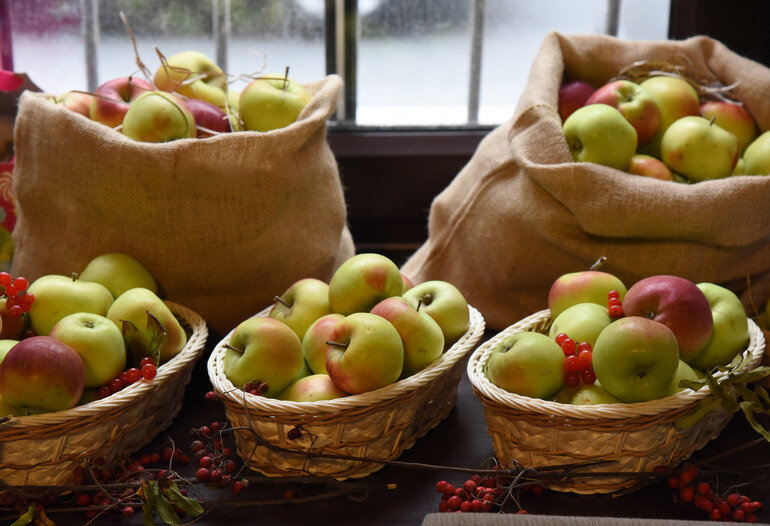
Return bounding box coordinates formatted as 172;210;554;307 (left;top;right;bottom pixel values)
121;311;167;367
10;504;34;526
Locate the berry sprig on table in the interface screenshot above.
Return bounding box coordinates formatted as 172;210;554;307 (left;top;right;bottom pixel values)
0;272;34;318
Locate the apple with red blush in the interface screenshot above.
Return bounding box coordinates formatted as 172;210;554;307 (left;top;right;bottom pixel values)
185;98;231;137
302;313;344;374
585;80;661;147
558;80;595;122
700;101;758;153
90;76;154;128
627;154;674;181
548;270;627;319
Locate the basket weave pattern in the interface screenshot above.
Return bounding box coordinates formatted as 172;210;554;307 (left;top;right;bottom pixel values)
0;302;208;486
468;310;765;494
208;306;485;479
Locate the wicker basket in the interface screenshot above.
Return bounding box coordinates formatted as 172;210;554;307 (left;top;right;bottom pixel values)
0;302;208;485
207;305;485;479
468;309;765;494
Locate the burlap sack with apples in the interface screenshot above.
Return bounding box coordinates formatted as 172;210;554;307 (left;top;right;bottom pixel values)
402;32;770;331
11;74;354;335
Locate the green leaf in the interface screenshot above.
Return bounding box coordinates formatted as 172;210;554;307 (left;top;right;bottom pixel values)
740;401;770;441
144;311;167;366
162;480;203;518
729;366;770;385
675;396;723;429
149;481;181;526
678;378;707;391
142;481;157;526
755;385;770;408
121;311;167;367
734;384;765;411
11;505;34;526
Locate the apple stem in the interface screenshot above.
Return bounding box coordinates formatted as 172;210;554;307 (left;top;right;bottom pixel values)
224;343;244;354
71;272;79;282
416;299;423;312
709;116;716;126
282;66;290;93
274;296;292;309
326;340;348;349
589;257;607;271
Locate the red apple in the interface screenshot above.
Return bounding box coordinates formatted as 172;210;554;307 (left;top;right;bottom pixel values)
585;80;661;147
627;154;675;181
0;336;85;412
700;101;758;154
185;98;231;137
622;275;713;361
90;77;155;128
558;80;595;122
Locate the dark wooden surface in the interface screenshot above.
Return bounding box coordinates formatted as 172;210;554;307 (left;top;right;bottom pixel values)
66;328;770;526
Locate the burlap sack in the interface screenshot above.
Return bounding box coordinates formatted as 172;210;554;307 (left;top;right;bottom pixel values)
403;33;770;331
12;75;354;335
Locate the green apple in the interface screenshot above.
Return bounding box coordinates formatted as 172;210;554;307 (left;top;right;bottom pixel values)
584;80;661;147
302;313;344;374
549;303;612;348
688;283;749;371
548;270;627;319
239;75;312;132
666;359;702;395
106;288;187;363
28;275;114;337
562;104;637;170
80;253;157;299
743;131;770;175
554;382;621;405
122;91;196;143
371;296;444;377
153;50;228;107
0;336;86;413
733;157;746;176
269;278;331;341
279;374;348;402
639;76;700;157
223;317;304;397
661;116;739;181
592;317;679;403
50;313;126;388
292;358;312;384
329;253;403;315
0;339;18;364
402;280;469;348
485;332;564;399
325;313;404;394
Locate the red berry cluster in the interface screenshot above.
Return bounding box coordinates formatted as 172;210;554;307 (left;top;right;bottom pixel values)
191;422;246;495
0;273;33;319
555;333;596;388
665;464;762;522
607;289;624;319
435;474;506;513
95;358;158;399
243;380;269;397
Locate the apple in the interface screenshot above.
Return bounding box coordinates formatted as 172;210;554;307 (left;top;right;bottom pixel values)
558;80;595;122
627;154;674;181
325;313;404;394
622;275;713;361
585;80;661;147
661;116;739;181
292;358;311;384
79;253;157;299
688;283;749;371
153;50;228;108
549;303;612;348
107;288;187;363
700;101;758;153
638;76;700;157
732;157;746;176
592;317;679;403
401;273;415;292
554;382;621;405
667;359;702;395
122;91;196;143
302;313;344;375
0;339;18;364
55;91;92;117
186;98;231;137
0;395;20;417
563;104;637;170
0;336;85;412
371;296;444;377
548;270;627;319
328;253;403;315
402;280;469;348
0;298;24;339
743;131;770;176
279;374;348;402
28;275;113;337
90;76;154;128
486;331;564;399
239;74;312;132
50;313;126;388
269;278;331;340
223;317;303;397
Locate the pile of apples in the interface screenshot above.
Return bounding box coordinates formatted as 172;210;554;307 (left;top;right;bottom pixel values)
486;269;751;405
222;253;470;401
54;50;312;142
0;253;187;417
559;74;770;180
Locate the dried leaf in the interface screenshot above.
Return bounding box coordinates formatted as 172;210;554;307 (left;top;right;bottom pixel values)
675;396;722;429
11;505;35;526
740;401;770;441
142;481;157;526
162;480;203;518
121;311;167;366
149;481;181;526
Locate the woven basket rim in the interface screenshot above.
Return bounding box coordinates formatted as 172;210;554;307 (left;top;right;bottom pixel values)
0;301;208;430
207;305;485;415
467;309;765;420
